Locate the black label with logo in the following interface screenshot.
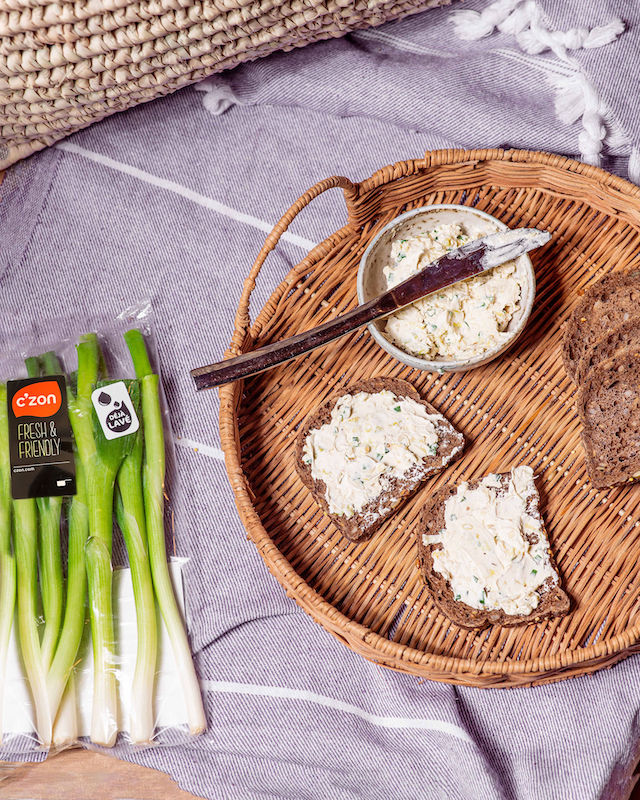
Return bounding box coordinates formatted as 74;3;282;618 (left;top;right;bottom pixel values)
7;376;76;500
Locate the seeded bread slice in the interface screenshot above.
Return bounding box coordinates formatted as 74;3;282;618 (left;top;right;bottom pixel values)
562;269;640;383
416;473;570;630
574;318;640;385
578;348;640;488
295;377;464;543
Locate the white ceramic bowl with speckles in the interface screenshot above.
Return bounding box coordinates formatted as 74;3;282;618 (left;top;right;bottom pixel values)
356;204;537;373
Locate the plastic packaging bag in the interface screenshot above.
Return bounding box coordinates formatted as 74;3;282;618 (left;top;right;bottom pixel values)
0;302;205;761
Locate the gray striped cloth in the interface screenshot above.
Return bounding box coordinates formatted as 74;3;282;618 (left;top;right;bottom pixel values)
2;1;640;797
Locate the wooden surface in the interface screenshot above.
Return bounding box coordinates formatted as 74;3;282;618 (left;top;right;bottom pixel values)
2;749;205;800
1;745;638;799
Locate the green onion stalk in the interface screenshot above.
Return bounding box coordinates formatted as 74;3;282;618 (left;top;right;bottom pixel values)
47;460;88;744
124;330;205;735
115;423;158;744
51;672;78;747
47;346;90;741
0;385;16;744
64;334;138;746
36;353;64;671
13;498;51;745
13;357;53;745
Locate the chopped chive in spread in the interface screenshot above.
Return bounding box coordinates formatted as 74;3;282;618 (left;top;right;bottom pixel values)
454;594;461;601
473;575;479;583
394;405;401;412
352;436;360;445
427;443;437;456
531;568;538;575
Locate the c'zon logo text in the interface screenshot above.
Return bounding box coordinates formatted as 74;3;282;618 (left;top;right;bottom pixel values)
12;381;62;418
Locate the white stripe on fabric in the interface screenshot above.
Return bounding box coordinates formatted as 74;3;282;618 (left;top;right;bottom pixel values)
201;680;474;744
56;142;316;252
174;435;225;461
494;47;577;76
354;28;454;58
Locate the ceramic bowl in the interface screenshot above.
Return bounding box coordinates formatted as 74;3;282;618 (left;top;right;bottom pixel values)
356;204;537;372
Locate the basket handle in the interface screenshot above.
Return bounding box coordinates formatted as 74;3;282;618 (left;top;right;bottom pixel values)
229;175;359;355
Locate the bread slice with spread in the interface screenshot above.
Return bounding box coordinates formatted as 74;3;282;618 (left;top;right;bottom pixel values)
416;466;569;629
295;377;464;542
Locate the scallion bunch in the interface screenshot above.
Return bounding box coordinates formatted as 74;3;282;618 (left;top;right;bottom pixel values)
0;330;205;747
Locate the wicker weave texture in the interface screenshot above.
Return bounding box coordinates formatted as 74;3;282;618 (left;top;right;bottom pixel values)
219;149;640;688
0;0;449;168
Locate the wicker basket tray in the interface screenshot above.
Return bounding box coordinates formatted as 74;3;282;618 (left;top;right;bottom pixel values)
219;148;640;688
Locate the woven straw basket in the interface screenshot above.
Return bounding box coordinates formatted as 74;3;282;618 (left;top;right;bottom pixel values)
219;148;640;688
0;0;449;169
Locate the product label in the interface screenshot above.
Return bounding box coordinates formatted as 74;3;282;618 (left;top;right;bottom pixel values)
91;381;139;440
7;376;77;499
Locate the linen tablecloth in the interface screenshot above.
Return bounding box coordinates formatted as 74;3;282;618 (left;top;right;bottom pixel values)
2;1;640;797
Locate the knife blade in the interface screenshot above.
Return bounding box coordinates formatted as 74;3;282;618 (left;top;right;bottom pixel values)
191;227;551;390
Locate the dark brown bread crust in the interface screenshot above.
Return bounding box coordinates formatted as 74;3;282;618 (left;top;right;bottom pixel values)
575;318;640;385
416;473;570;630
295;377;464;543
562;269;640;383
578;349;640;488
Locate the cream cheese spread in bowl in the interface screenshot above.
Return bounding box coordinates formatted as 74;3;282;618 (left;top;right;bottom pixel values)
357;205;536;372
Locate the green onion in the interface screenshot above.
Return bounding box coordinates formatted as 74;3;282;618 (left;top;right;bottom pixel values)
71;334;138;746
47;459;88;740
0;385;16;745
115;422;158;744
35;353;65;671
52;673;79;746
125;330;205;735
13;494;52;744
48;350;92;736
86;375;139;746
13;359;54;744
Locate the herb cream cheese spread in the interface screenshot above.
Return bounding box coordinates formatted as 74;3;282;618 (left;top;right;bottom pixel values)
302;390;445;519
382;223;522;360
422;466;557;615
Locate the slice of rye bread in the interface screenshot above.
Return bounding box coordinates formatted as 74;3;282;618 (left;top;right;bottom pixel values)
574;318;640;385
578;348;640;488
416;474;570;630
562;269;640;383
295;377;464;543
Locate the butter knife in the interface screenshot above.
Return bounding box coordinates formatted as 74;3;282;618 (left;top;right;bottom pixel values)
191;227;550;390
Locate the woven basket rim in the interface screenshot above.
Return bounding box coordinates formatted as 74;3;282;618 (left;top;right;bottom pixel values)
219;148;640;685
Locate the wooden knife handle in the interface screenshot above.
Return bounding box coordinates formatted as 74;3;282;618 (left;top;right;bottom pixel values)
191;296;391;389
